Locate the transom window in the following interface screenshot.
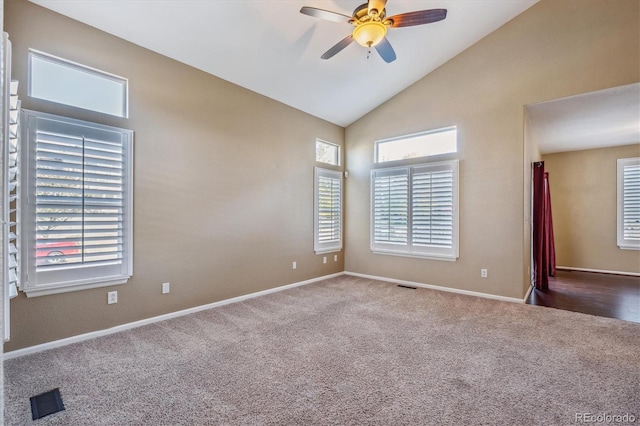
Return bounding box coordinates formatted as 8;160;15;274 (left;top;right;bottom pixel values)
28;50;128;118
375;126;457;163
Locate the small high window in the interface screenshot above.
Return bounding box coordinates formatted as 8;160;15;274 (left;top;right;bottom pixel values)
316;139;340;166
375;127;457;163
28;50;128;118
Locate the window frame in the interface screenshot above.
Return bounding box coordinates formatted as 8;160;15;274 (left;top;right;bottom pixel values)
28;49;129;118
370;159;459;261
374;126;457;164
617;157;640;250
315;139;340;166
20;109;134;297
314;167;343;254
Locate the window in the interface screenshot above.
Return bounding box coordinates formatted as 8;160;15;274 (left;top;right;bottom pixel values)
371;160;458;260
316;139;340;166
21;110;133;297
617;157;640;250
314;167;342;254
375;126;457;163
28;50;128;118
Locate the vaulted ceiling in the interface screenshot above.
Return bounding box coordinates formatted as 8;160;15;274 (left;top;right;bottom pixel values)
30;0;539;127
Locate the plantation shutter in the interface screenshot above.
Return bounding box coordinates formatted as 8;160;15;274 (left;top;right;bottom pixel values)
411;163;456;256
22;111;133;295
314;167;342;254
36;131;125;266
371;168;409;252
618;158;640;249
371;160;458;259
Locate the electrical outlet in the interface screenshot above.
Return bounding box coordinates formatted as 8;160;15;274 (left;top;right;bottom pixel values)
334;254;338;262
107;290;118;304
481;269;488;278
292;261;297;270
323;256;327;264
162;282;170;294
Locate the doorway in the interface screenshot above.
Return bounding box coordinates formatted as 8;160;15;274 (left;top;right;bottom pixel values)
524;83;640;321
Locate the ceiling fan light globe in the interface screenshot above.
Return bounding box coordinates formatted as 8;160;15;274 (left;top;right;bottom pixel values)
352;21;387;47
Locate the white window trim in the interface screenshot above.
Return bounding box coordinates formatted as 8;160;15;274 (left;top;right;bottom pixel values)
617;157;640;250
20;110;134;297
371;159;459;261
314;167;343;254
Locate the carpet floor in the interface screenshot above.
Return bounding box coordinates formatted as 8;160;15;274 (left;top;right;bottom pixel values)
3;275;639;425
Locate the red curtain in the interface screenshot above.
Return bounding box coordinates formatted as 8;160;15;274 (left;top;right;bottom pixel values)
532;162;556;291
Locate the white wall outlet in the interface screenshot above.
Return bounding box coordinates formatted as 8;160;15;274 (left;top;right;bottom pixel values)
334;254;338;262
162;282;170;294
481;269;488;278
107;290;118;304
323;256;327;264
292;261;297;270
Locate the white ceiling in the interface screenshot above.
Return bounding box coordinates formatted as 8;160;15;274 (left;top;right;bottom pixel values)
29;0;538;127
527;83;640;155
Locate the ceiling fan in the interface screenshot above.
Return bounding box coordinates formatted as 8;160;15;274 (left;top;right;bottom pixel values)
300;0;447;63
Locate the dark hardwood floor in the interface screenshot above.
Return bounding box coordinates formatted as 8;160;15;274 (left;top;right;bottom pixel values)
526;270;640;323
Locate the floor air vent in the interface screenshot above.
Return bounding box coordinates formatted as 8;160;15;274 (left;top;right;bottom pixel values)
30;388;65;420
397;284;417;289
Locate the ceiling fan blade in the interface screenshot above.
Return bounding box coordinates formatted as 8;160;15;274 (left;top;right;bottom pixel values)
375;37;396;63
300;7;352;23
321;35;355;60
368;0;387;15
387;9;447;28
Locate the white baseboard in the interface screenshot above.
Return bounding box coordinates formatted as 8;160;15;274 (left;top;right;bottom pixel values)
3;272;343;360
344;271;528;304
556;266;640;277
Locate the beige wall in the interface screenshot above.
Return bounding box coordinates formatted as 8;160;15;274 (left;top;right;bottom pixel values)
4;0;344;351
4;0;640;351
543;144;640;274
344;0;639;299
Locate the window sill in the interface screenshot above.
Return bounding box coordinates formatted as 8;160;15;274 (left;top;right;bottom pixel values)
314;248;342;255
371;249;458;262
617;243;640;251
23;276;130;298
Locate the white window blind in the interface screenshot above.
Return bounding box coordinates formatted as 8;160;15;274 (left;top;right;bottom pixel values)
314;167;342;254
372;168;408;249
617;157;640;250
371;160;458;260
2;32;20;341
21;110;133;296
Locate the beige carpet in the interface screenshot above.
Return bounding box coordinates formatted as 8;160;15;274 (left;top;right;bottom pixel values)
4;275;639;425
